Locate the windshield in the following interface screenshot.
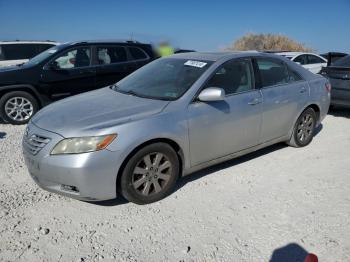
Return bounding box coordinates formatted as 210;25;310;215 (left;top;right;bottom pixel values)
333;55;350;67
24;46;59;66
114;58;213;100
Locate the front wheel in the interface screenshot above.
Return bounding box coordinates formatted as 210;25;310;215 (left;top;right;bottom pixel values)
120;143;180;204
0;91;39;125
287;108;317;147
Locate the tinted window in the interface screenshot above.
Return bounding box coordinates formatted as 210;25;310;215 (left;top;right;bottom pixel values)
257;59;289;87
205;59;253;95
294;55;307;65
307;55;325;64
97;46;127;64
332;55;350;67
37;44;55;53
53;47;91;69
115;58;212;100
288;68;303;82
0;44;38;60
129;47;147;60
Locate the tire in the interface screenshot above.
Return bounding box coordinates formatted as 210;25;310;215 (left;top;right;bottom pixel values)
120;143;180;204
0;91;39;125
287;108;317;148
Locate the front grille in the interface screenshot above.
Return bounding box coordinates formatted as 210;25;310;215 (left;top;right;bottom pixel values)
23;134;51;155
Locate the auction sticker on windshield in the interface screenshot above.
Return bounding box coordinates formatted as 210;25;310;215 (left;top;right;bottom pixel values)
184;60;207;68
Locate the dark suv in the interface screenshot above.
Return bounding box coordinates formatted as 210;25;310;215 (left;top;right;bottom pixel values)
0;40;156;124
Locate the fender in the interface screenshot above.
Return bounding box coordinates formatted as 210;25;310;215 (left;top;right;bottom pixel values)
0;84;46;107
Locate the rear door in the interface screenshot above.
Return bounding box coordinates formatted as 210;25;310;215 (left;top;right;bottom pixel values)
41;46;96;100
255;58;308;142
94;45;137;88
188;58;263;166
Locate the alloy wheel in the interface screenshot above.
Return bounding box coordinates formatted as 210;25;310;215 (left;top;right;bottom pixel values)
4;97;34;122
132;152;172;196
297;113;314;142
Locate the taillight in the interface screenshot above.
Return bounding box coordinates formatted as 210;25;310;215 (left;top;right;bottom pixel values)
325;82;331;93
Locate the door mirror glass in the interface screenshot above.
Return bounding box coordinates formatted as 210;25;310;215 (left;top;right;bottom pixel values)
198;87;225;102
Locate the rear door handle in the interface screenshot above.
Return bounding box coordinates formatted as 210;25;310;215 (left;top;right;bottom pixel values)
248;98;261;105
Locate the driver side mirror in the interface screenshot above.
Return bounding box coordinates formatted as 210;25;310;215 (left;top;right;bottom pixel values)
198;87;225;102
48;61;60;71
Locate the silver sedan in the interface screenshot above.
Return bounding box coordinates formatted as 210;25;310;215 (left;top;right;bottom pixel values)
22;52;331;204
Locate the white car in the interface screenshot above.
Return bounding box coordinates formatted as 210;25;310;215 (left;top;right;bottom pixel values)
0;41;58;68
276;52;327;74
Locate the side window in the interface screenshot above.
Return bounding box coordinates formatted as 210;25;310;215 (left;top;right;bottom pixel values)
53;47;91;69
205;59;253;95
294;55;307;65
0;45;4;60
287;67;303;82
97;46;127;65
129;47;147;60
36;44;55;54
256;58;289;87
1;44;37;60
307;55;325;64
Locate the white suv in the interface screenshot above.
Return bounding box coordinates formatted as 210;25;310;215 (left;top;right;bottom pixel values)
276;52;327;74
0;41;58;68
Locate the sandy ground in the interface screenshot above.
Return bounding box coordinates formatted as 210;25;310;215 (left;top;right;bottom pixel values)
0;109;350;262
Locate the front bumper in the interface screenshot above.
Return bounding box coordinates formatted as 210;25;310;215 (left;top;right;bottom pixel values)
22;123;123;201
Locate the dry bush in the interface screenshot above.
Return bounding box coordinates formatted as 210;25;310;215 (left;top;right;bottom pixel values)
226;33;313;52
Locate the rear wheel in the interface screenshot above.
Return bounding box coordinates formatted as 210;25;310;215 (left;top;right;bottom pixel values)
287;108;316;147
0;91;39;125
120;143;180;204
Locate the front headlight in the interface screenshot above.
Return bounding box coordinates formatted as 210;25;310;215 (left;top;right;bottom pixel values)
51;134;117;155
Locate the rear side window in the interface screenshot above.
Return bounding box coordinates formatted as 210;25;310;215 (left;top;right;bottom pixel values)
205;59;253;95
256;58;289;87
307;55;325;64
97;46;127;65
294;55;307;65
129;47;147;60
333;55;350;67
0;44;38;60
288;68;303;82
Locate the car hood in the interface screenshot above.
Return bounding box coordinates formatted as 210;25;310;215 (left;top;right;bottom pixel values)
32;87;170;137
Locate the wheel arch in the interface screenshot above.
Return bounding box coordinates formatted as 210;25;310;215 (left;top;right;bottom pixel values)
116;138;185;193
0;85;44;108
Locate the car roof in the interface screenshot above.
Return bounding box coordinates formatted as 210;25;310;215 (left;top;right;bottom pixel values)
67;39;150;46
169;51;276;61
0;40;58;45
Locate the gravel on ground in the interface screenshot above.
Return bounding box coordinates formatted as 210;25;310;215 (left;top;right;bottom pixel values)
0;109;350;261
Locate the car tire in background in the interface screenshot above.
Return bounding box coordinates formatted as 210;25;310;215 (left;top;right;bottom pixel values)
287;107;317;148
0;91;39;125
120;142;180;205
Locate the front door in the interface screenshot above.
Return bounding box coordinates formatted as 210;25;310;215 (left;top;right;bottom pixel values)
41;46;96;101
188;58;263;166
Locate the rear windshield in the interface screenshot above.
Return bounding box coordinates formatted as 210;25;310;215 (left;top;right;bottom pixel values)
333;55;350;67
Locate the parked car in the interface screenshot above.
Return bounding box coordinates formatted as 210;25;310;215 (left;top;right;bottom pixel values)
320;55;350;107
320;52;348;66
22;52;330;204
275;52;327;74
0;40;156;124
0;40;58;68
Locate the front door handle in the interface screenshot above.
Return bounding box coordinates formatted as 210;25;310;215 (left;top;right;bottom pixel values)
248;98;261;105
300;86;307;93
